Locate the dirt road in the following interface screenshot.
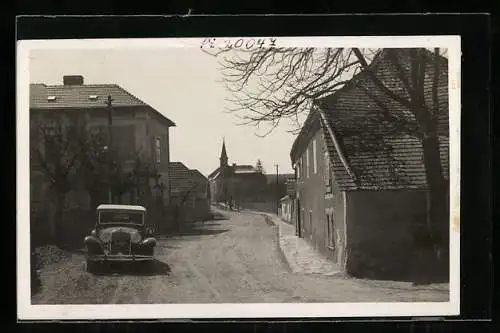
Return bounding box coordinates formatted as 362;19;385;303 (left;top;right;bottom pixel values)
32;209;449;304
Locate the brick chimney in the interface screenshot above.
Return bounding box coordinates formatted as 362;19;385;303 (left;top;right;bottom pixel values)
63;75;84;85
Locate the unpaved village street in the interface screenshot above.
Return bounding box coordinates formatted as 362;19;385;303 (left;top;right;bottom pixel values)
32;209;449;304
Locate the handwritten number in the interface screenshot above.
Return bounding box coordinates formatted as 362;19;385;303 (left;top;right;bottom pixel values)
223;40;233;49
201;38;216;48
245;39;255;49
234;39;244;48
201;37;278;49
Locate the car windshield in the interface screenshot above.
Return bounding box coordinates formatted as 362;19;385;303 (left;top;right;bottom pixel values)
98;210;144;225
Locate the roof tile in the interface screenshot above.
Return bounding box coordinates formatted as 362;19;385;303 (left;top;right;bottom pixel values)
298;49;450;191
30;83;147;109
169;162;196;194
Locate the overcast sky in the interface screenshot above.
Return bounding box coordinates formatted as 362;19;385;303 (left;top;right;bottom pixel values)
29;48;298;177
28;45;450;177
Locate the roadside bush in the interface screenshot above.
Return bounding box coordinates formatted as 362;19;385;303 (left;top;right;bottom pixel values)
34;245;70;267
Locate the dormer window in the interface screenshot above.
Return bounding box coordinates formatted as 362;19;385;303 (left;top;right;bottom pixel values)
47;96;57;101
89;95;98;100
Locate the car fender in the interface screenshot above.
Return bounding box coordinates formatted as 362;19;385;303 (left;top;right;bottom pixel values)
84;235;102;244
142;237;157;247
84;235;104;253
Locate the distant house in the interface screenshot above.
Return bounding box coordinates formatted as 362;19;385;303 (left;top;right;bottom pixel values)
30;75;176;240
208;139;268;209
290;49;449;280
279;178;297;224
279;195;293;223
169;162;210;223
190;168;210;215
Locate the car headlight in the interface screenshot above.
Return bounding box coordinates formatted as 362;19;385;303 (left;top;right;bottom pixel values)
99;231;112;243
130;232;142;243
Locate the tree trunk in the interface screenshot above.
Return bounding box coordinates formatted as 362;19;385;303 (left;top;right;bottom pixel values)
54;191;65;248
421;135;448;265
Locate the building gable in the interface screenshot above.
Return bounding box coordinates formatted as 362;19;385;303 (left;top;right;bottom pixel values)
169;162;196;196
315;49;449;191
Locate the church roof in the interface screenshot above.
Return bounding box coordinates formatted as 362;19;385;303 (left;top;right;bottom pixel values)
208;167;220;180
220;139;228;161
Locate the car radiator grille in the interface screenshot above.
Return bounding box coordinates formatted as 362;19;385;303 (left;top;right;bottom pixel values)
110;231;131;254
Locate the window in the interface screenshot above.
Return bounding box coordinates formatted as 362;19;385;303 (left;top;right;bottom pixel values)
327;214;335;250
301;155;305;178
324;151;332;194
308;210;313;237
306;148;310;178
313;139;317;174
155;137;161;164
296;162;301;180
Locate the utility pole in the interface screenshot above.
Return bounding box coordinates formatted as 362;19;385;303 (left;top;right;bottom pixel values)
106;95;113;204
275;164;279;216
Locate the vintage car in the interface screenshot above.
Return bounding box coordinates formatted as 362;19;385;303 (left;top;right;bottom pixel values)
84;204;156;272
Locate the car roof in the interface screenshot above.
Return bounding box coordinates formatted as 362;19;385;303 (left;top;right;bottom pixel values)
96;204;146;212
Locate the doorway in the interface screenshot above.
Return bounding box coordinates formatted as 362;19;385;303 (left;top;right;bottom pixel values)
296;199;303;238
326;213;336;261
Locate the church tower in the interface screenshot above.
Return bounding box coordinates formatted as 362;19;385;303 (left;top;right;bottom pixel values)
220;138;228;168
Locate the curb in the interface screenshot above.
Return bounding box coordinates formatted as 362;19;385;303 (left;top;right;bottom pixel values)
274;225;293;273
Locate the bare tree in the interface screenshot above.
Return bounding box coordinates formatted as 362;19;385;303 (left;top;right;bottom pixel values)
210;47;449;259
31;117;83;247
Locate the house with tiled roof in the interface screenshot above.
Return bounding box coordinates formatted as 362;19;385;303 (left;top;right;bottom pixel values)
289;49;449;281
30;75;176;238
169;162;210;223
208;139;268;209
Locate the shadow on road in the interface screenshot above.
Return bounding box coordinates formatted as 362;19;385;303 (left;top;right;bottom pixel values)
91;259;171;276
177;228;230;236
159;217;230;237
202;211;230;221
177;219;230;236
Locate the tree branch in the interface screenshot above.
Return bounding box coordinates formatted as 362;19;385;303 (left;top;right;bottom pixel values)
352;48;413;110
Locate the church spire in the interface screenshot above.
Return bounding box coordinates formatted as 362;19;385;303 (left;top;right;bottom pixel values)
220;137;228;167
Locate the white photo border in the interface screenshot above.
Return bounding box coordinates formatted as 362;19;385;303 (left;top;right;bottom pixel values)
17;35;461;320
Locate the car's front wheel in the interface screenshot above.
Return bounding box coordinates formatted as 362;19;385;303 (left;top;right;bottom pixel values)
86;260;100;274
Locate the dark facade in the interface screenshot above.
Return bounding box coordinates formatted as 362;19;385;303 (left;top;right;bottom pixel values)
30;76;176;241
290;49;450;280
